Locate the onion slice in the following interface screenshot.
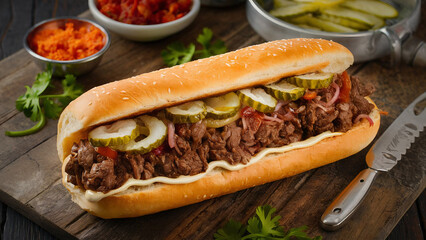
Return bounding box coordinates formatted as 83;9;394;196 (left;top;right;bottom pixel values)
274;100;290;112
263;114;284;123
326;82;340;107
354;114;374;126
168;121;176;148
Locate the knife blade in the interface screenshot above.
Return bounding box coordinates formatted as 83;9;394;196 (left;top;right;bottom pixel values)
320;92;426;231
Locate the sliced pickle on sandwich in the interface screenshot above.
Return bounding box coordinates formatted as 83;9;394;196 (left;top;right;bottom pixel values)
238;88;277;113
286;72;334;89
265;81;306;101
88;119;139;147
114;115;167;154
206;111;241;128
165;101;207;123
205;92;240;120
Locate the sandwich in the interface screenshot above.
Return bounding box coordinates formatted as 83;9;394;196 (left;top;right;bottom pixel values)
57;38;380;219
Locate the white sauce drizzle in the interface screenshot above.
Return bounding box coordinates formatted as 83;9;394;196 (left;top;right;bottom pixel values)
85;131;341;202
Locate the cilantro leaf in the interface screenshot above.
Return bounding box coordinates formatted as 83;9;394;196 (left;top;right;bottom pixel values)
6;65;83;137
161;42;195;67
14;66;52;121
214;205;322;240
246;205;284;238
196;28;227;59
161;27;227;66
60;74;84;106
214;219;247;240
43;98;63;119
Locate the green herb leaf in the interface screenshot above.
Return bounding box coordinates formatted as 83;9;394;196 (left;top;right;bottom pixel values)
161;27;227;66
6;65;83;137
214;219;247;240
214;205;322;240
196;28;227;59
60;74;84;106
14;66;52;122
246;205;284;238
161;42;195;67
43;98;63;119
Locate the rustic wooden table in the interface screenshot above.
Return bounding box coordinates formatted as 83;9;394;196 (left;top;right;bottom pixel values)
0;1;425;239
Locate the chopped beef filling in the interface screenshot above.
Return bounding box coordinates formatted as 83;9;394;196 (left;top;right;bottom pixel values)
65;74;375;193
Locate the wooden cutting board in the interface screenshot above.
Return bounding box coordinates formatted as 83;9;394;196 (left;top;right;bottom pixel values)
0;6;425;240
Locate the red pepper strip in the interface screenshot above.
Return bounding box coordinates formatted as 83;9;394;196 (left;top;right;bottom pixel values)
95;146;118;160
339;71;351;103
303;90;317;100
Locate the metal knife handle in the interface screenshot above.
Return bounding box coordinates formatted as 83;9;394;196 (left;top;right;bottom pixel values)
320;168;378;231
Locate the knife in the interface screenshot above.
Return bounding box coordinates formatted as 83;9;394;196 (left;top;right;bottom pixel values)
320;92;426;231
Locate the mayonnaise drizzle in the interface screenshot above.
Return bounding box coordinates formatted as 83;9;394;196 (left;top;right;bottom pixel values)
85;131;341;202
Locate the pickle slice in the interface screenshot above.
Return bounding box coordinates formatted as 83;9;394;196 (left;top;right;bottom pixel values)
273;0;296;8
341;0;398;19
317;14;370;30
270;4;318;19
206;111;241;128
286;73;334;89
265;81;306;101
88;119;139;147
289;14;357;33
114;115;167;154
322;7;384;29
165;101;207;123
238;88;277;113
205;92;240;120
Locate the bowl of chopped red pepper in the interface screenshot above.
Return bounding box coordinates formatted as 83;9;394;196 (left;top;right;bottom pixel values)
24;17;111;76
88;0;200;42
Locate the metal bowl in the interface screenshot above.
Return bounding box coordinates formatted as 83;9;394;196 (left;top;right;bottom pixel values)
247;0;422;65
24;17;111;77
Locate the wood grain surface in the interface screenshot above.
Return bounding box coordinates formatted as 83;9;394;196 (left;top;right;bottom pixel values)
0;1;425;239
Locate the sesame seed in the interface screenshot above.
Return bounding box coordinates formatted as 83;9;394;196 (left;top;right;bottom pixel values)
179;81;183;85
153;81;156;85
123;97;129;100
88;102;92;105
225;63;231;67
172;73;180;78
168;88;171;93
106;92;110;95
121;90;126;93
160;73;165;78
142;82;146;85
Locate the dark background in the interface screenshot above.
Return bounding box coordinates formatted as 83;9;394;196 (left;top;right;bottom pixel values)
0;0;424;239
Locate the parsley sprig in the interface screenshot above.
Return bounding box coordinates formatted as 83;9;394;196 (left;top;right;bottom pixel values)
5;66;83;137
214;205;322;240
161;28;228;67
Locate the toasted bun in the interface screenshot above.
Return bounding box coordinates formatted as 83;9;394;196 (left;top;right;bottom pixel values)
57;38;353;162
62;107;380;219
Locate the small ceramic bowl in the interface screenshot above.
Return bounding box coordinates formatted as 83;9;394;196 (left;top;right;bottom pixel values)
88;0;201;42
24;17;111;77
